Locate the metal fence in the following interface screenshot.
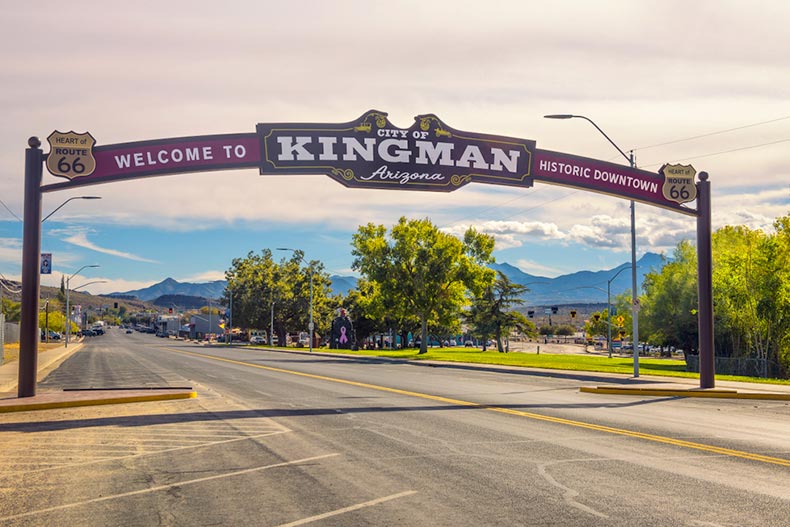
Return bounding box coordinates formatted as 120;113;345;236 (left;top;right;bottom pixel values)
685;354;784;379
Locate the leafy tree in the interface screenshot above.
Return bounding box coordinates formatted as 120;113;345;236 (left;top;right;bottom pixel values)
57;275;66;304
711;220;790;374
585;309;610;340
224;249;333;346
554;324;576;337
352;217;495;354
640;242;698;354
467;271;534;352
2;298;21;322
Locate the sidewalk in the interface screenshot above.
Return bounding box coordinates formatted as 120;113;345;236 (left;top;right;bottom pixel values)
0;340;196;413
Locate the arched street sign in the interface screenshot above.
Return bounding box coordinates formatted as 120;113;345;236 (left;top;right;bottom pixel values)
18;111;714;397
39;110;698;219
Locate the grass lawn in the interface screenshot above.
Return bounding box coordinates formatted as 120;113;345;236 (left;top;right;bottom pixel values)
2;342;67;364
304;346;790;386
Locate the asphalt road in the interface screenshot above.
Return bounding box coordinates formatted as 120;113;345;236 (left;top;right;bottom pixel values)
1;327;789;526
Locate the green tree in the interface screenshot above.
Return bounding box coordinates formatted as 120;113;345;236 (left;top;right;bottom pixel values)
554;324;576;337
711;220;790;374
2;297;21;322
224;249;334;346
352;217;495;354
57;275;66;304
585;310;610;340
640;242;698;354
467;271;534;352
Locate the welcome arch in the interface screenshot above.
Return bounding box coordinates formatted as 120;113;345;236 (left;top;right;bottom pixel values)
18;110;714;396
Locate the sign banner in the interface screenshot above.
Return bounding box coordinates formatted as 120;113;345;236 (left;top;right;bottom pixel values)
257;110;535;192
42;134;261;191
533;150;697;215
40;253;52;274
37;113;697;216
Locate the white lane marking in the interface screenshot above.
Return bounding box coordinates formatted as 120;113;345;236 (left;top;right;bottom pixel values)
275;490;419;527
7;430;293;475
0;453;340;521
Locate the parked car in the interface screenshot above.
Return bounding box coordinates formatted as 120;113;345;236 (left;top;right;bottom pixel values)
250;335;266;344
126;329;133;334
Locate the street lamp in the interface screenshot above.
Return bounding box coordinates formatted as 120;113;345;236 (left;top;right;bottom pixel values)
65;264;99;347
544;114;640;377
277;247;314;353
42;196;101;223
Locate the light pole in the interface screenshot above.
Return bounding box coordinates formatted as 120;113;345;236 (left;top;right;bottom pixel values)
544;114;640;377
277;247;314;353
270;297;275;346
65;265;100;347
42;196;101;223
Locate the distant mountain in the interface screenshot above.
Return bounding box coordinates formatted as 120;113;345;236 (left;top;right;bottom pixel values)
111;278;227;302
152;294;213;310
326;253;665;305
114;253;666;305
491;252;666;305
329;275;358;296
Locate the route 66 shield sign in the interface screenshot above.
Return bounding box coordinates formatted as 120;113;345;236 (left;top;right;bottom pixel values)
660;163;697;204
46;131;97;179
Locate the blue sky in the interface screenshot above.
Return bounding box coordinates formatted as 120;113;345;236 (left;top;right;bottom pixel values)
1;1;788;295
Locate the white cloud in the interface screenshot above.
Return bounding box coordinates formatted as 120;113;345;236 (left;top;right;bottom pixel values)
62;231;159;263
514;259;564;278
0;238;22;265
39;275;159;296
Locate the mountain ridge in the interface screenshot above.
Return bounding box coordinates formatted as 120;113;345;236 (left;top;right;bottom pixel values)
111;253;666;304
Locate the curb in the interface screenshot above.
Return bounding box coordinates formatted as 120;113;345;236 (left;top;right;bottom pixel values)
0;390;197;413
580;386;790;400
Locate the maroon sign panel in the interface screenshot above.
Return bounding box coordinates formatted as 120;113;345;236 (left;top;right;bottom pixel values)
41;133;260;192
533;149;697;215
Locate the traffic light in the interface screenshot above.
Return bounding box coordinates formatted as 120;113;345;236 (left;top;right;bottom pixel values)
570;310;577;319
168;307;173;314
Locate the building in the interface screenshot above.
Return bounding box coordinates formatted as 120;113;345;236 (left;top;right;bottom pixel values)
188;314;224;340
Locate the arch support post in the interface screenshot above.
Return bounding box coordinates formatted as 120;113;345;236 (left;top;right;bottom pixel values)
696;172;714;389
18;137;43;397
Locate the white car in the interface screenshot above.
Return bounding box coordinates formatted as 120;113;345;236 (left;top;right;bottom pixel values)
250;335;266;344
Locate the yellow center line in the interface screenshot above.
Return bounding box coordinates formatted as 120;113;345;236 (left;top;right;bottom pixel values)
165;347;790;467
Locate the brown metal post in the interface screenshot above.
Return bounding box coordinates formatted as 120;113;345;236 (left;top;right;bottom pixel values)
696;172;715;388
18;137;43;397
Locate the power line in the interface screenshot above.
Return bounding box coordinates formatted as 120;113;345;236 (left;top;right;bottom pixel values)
0;198;22;222
633;115;790;152
642;137;790;168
